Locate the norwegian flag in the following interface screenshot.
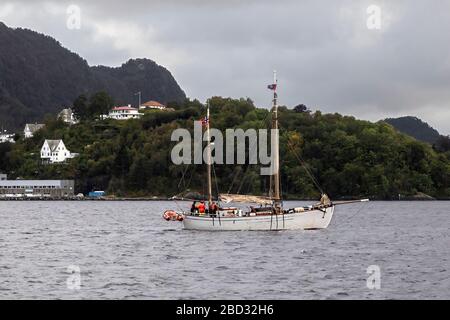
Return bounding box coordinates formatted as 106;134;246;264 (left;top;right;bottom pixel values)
267;84;277;90
201;116;209;126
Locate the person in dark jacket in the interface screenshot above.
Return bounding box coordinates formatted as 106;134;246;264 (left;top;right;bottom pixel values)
209;202;218;216
191;201;197;213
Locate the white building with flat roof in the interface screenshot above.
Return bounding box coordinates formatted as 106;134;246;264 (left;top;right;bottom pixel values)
0;180;75;197
106;105;143;120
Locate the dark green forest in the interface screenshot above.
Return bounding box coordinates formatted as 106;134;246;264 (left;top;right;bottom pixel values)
1;95;449;200
384;116;442;144
0;22;185;131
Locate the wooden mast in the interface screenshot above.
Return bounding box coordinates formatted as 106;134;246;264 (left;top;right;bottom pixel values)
272;71;281;208
206;102;213;206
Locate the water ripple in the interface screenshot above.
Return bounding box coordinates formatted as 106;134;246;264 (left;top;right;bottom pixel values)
0;200;449;299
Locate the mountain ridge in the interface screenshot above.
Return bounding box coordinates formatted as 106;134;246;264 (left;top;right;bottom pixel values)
383;116;442;144
0;22;186;131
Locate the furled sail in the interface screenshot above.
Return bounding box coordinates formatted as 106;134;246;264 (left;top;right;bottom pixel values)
317;194;332;206
219;194;272;205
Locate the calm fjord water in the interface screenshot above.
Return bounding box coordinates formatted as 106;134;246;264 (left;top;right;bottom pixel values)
0;201;448;300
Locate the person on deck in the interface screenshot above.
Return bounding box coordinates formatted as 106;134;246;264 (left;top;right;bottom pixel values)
191;201;197;213
209;202;218;216
198;201;206;215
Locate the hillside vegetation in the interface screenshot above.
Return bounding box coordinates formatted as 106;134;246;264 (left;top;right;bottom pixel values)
384;116;442;144
1;96;449;200
0;22;185;131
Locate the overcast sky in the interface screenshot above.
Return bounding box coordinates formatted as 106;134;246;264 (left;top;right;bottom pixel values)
1;0;449;134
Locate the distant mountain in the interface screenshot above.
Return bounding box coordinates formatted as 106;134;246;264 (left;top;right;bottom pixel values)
384;116;441;144
0;22;186;131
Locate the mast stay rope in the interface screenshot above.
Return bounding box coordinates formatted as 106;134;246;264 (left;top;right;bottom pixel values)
284;130;325;196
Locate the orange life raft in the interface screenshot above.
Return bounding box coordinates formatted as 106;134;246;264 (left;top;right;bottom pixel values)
163;210;184;221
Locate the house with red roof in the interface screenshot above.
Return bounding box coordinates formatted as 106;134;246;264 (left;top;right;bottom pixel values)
139;100;167;110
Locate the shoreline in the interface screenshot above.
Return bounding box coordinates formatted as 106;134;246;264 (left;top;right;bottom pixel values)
0;197;448;201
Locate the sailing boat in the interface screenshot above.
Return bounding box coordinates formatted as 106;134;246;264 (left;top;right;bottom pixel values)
163;72;368;231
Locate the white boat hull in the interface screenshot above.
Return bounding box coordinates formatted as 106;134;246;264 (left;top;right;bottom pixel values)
182;206;334;231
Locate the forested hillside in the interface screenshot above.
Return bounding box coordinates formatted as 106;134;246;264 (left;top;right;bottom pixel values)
384;116;442;144
1;96;449;200
0;22;185;130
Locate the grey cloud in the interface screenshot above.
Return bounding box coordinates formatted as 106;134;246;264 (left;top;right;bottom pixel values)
1;0;449;133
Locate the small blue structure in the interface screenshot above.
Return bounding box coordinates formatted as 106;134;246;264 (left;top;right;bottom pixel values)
88;191;106;198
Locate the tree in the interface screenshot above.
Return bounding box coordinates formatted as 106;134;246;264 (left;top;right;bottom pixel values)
72;94;89;121
72;92;114;121
2;96;450;199
113;144;131;177
434;135;450;153
89;91;114;118
0;142;12;172
293;104;310;113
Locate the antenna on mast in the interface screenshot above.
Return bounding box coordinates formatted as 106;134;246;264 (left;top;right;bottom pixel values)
134;91;141;108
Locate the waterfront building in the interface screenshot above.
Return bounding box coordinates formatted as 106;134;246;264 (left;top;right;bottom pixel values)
0;180;75;197
88;191;106;198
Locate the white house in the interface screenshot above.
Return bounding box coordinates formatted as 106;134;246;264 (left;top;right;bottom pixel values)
41;139;77;164
58;108;78;125
24;123;45;138
106;105;143;120
139;100;167;110
0;132;15;143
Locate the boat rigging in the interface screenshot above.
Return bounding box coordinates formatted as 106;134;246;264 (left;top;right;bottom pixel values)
163;72;368;231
